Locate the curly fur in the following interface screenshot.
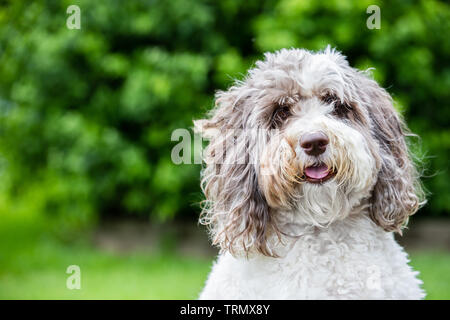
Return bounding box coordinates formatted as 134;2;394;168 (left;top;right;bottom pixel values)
194;47;426;299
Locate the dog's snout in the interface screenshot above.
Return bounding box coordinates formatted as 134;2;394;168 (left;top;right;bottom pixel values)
300;132;329;156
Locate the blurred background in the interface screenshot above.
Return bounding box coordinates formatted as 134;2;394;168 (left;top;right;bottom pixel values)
0;0;449;299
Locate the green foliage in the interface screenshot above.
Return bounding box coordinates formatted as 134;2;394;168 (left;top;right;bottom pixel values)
0;0;448;233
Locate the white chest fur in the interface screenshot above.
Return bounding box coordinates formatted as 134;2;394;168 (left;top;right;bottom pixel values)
199;215;424;300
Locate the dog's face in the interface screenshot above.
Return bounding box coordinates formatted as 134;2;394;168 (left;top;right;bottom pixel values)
195;48;424;256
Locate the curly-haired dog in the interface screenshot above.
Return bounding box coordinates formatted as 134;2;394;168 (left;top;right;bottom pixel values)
194;47;425;299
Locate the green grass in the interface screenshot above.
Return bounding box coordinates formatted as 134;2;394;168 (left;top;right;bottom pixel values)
409;251;450;300
0;221;449;299
0;222;213;299
0;246;212;299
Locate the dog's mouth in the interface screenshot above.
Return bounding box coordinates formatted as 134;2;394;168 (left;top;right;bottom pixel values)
303;163;336;183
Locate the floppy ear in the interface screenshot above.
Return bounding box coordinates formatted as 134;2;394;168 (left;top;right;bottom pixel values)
195;87;277;257
365;81;425;232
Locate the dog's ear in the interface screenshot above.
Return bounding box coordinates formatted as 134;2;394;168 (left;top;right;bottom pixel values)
195;87;276;257
365;81;425;232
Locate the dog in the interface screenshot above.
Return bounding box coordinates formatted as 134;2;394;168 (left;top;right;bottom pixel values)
194;47;426;299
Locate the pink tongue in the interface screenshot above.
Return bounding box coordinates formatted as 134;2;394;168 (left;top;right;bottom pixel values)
305;164;329;179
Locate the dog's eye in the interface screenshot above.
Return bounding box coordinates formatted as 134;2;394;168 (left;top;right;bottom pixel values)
321;93;339;105
333;101;353;118
270;105;291;128
321;94;352;118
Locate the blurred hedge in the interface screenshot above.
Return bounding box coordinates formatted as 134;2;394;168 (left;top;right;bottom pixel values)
0;0;448;234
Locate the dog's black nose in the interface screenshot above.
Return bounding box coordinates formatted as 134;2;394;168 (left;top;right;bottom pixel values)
300;132;329;156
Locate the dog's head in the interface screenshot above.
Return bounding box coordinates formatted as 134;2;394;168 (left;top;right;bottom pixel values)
195;47;424;256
